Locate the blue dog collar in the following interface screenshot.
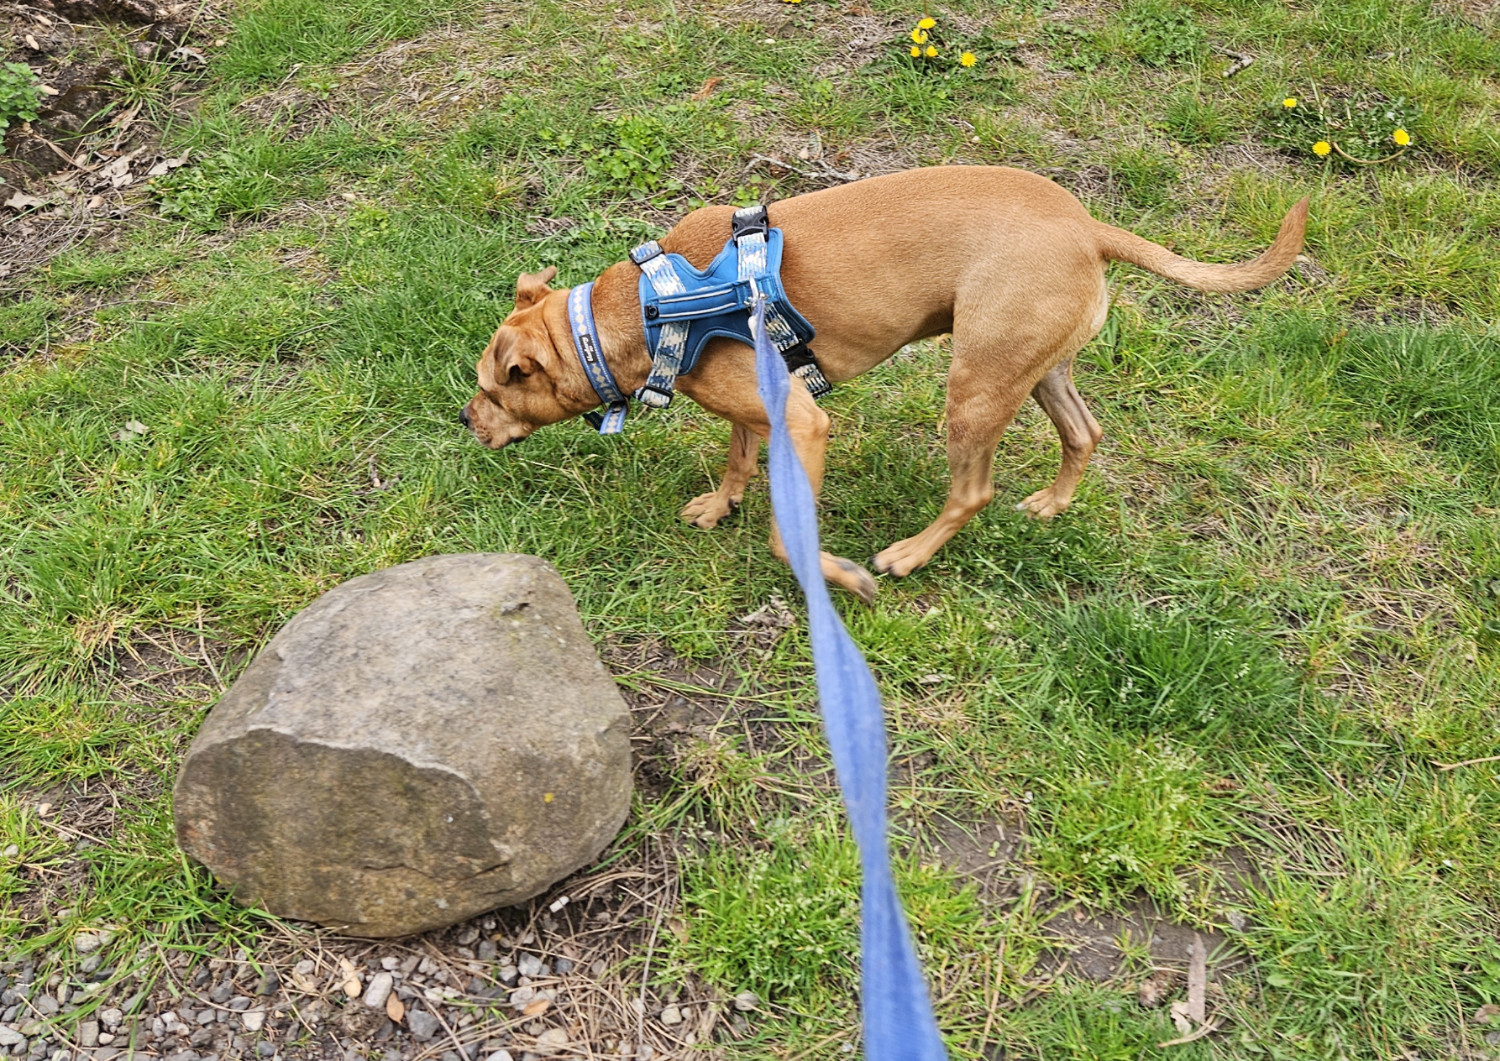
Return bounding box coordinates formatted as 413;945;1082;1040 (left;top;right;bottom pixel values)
567;282;629;435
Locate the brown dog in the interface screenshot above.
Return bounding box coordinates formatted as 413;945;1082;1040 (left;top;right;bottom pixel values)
463;166;1308;603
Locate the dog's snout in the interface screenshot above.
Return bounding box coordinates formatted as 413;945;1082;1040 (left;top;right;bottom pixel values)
459;405;471;428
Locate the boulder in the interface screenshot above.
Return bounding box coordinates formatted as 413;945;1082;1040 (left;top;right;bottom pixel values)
174;554;631;937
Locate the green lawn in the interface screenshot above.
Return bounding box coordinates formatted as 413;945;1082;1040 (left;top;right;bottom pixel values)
3;0;1499;1058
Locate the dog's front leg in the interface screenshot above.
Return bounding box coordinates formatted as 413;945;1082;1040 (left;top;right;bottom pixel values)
682;362;877;604
764;387;878;605
681;422;759;529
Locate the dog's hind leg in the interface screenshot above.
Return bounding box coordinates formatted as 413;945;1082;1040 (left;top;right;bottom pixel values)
1018;357;1103;519
872;353;1035;579
682;422;759;529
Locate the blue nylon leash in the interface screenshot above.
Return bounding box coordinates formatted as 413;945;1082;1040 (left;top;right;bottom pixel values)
750;299;949;1061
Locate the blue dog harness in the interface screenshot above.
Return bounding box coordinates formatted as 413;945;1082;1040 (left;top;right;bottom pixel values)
570;205;831;434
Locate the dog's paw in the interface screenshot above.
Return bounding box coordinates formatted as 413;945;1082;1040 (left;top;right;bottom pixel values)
681;492;737;529
825;554;878;605
871;538;931;579
1017;487;1071;520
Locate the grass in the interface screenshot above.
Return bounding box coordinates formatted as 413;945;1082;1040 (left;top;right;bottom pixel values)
3;0;1500;1057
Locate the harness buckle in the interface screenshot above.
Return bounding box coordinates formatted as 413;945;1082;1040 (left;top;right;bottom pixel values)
629;241;664;266
634;383;675;409
731;206;769;241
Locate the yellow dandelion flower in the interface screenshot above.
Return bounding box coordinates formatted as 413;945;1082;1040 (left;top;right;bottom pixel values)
911;28;928;43
910;45;921;56
1393;127;1410;146
925;44;938;57
1282;97;1297;108
960;51;977;67
1312;140;1331;156
918;17;936;29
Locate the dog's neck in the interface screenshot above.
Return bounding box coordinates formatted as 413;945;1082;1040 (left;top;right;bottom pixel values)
559;261;653;404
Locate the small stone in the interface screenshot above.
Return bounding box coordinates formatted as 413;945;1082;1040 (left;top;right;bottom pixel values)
379;958;400;972
658;1005;682;1026
240;1009;265;1032
535;1029;569;1050
362;973;394;1010
227;998;251;1012
0;1027;24;1047
516;955;542;980
36;996;59;1016
190;1028;214;1047
209;982;233;1004
78;1023;99;1048
73;934;104;956
476;942;496;963
552;959;572;976
406;1010;439;1042
484;1052;513;1061
732;991;759;1012
497;966;518;987
257;1044;275;1057
196;1010;216;1026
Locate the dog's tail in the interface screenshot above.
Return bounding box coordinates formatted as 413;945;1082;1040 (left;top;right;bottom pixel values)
1094;197;1310;294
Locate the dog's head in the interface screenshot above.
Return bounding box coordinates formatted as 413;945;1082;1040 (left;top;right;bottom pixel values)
461;267;590;449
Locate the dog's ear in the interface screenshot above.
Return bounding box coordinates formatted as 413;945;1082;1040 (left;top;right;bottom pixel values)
492;331;538;382
514;266;558;310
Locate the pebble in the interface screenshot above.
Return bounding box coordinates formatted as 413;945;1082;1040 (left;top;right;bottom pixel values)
240;1009;265;1032
535;1029;569;1050
516;955;543;980
196;1010;216;1026
209;982;233;1004
659;1005;682;1026
72;935;104;955
733;990;760;1011
78;1022;99;1048
36;995;60;1015
406;1010;440;1042
0;1027;25;1047
227;998;251;1012
497;966;518;987
484;1052;513;1061
256;1044;275;1057
476;942;497;963
552;959;573;976
380;958;401;972
255;971;279;997
362;973;394;1010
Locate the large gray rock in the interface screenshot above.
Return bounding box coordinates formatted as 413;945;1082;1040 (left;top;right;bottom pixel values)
174;554;631;937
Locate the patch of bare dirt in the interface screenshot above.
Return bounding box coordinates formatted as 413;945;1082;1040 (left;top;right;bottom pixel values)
1;0;212;285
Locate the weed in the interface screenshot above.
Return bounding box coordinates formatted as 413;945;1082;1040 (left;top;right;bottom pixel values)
1120;1;1205;67
149;150;281;230
1266;90;1419;166
895;15;982;74
580;114;675;195
0;61;43;147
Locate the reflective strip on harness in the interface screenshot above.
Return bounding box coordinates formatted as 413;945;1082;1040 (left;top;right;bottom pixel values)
634;248;693;408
